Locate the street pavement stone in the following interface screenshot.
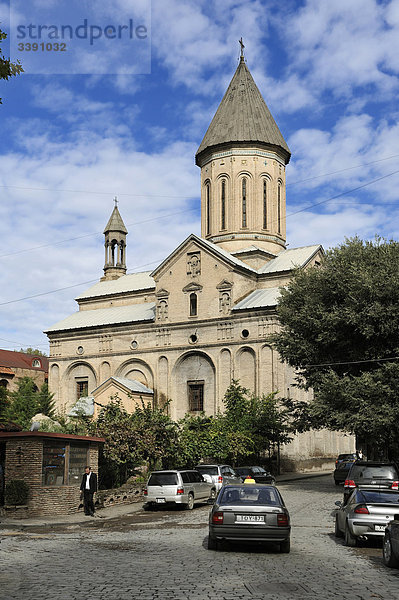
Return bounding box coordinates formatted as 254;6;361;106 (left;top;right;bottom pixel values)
1;475;399;599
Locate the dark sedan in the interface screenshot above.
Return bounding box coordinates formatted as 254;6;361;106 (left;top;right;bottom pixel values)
383;515;399;568
208;484;290;553
235;466;276;485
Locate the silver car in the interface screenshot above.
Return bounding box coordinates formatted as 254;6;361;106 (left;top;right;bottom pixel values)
143;469;215;510
383;514;399;568
208;484;291;552
195;464;241;492
334;487;399;546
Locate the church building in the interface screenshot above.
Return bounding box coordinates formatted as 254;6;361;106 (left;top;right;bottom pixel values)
45;51;353;466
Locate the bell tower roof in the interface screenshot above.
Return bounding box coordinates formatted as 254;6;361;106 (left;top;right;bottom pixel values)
103;198;128;234
196;47;291;166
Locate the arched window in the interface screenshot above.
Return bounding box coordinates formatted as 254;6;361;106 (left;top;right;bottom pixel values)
206;183;211;235
221;179;226;230
190;293;198;316
277;183;281;234
242;177;247;227
263;179;267;229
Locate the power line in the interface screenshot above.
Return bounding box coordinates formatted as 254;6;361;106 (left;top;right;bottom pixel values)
0;207;197;259
304;356;399;368
0;259;162;307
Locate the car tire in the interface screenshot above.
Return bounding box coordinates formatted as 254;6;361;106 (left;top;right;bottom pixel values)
185;493;194;510
207;535;218;550
335;515;344;538
208;488;216;503
344;522;357;547
143;503;153;511
334;480;340;486
383;533;399;568
280;538;290;553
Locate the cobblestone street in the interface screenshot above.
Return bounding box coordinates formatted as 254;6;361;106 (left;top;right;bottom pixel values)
1;475;399;599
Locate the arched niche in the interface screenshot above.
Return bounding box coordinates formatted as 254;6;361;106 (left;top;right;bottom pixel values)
236;347;256;393
171;351;216;420
116;359;154;389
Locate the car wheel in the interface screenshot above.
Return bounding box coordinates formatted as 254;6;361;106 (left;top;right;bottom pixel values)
335;515;344;538
334;480;340;486
383;533;399;568
280;538;290;553
185;493;194;510
207;535;218;550
208;488;216;503
143;503;153;511
344;522;357;547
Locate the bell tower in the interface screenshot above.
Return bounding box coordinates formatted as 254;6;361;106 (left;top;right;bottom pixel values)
195;42;291;256
101;198;128;281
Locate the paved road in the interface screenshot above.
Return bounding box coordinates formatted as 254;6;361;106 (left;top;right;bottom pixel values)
1;475;399;600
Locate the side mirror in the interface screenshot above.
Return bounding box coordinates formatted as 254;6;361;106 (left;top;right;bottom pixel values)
335;500;342;507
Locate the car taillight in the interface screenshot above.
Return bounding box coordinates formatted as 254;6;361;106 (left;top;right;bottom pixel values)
344;479;356;488
218;475;223;483
391;481;399;490
143;488;148;496
177;487;184;495
277;514;289;527
354;505;369;514
212;511;224;524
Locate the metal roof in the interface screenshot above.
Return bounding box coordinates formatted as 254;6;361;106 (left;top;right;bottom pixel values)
92;376;153;395
233;287;281;311
196;57;290;164
45;302;155;333
258;245;322;274
76;271;155;300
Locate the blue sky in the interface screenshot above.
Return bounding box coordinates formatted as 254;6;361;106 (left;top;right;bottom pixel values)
0;0;398;355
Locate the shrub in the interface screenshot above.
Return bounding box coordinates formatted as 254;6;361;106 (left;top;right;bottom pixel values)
5;479;29;505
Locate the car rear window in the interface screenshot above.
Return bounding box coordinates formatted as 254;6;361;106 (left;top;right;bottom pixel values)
148;472;178;486
351;466;397;479
359;491;399;503
220;486;281;506
196;466;218;476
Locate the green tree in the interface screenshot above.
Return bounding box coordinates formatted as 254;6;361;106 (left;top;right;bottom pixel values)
0;26;23;103
5;377;41;428
0;385;9;423
272;237;399;457
37;382;56;418
19;348;47;357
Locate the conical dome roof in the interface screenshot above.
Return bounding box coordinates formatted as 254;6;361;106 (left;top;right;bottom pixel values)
196;57;290;165
103;205;128;235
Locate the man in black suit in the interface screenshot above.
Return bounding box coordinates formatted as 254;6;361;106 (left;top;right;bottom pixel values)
80;466;98;516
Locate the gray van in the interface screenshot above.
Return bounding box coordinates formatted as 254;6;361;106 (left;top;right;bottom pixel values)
143;469;216;510
195;464;241;492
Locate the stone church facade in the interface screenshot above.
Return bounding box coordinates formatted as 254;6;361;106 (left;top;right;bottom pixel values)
45;54;354;464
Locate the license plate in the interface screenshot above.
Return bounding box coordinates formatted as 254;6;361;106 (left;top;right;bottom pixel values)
156;498;166;503
375;525;386;532
236;515;265;523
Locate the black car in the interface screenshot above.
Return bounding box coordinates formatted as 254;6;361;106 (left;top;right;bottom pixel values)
333;460;354;485
383;514;399;568
335;453;357;466
344;461;399;501
235;466;276;485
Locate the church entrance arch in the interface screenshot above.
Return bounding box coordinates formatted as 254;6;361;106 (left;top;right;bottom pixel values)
171;351;215;421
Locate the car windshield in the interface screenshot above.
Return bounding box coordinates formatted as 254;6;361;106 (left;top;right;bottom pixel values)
148;472;178;486
220;486;281;506
359;491;399;504
351;466;397;479
196;466;218;476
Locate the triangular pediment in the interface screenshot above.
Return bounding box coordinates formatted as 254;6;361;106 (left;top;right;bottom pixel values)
151;234;257;280
216;279;233;290
155;288;170;298
182;282;203;293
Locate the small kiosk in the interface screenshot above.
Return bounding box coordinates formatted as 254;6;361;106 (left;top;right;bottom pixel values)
0;431;104;518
